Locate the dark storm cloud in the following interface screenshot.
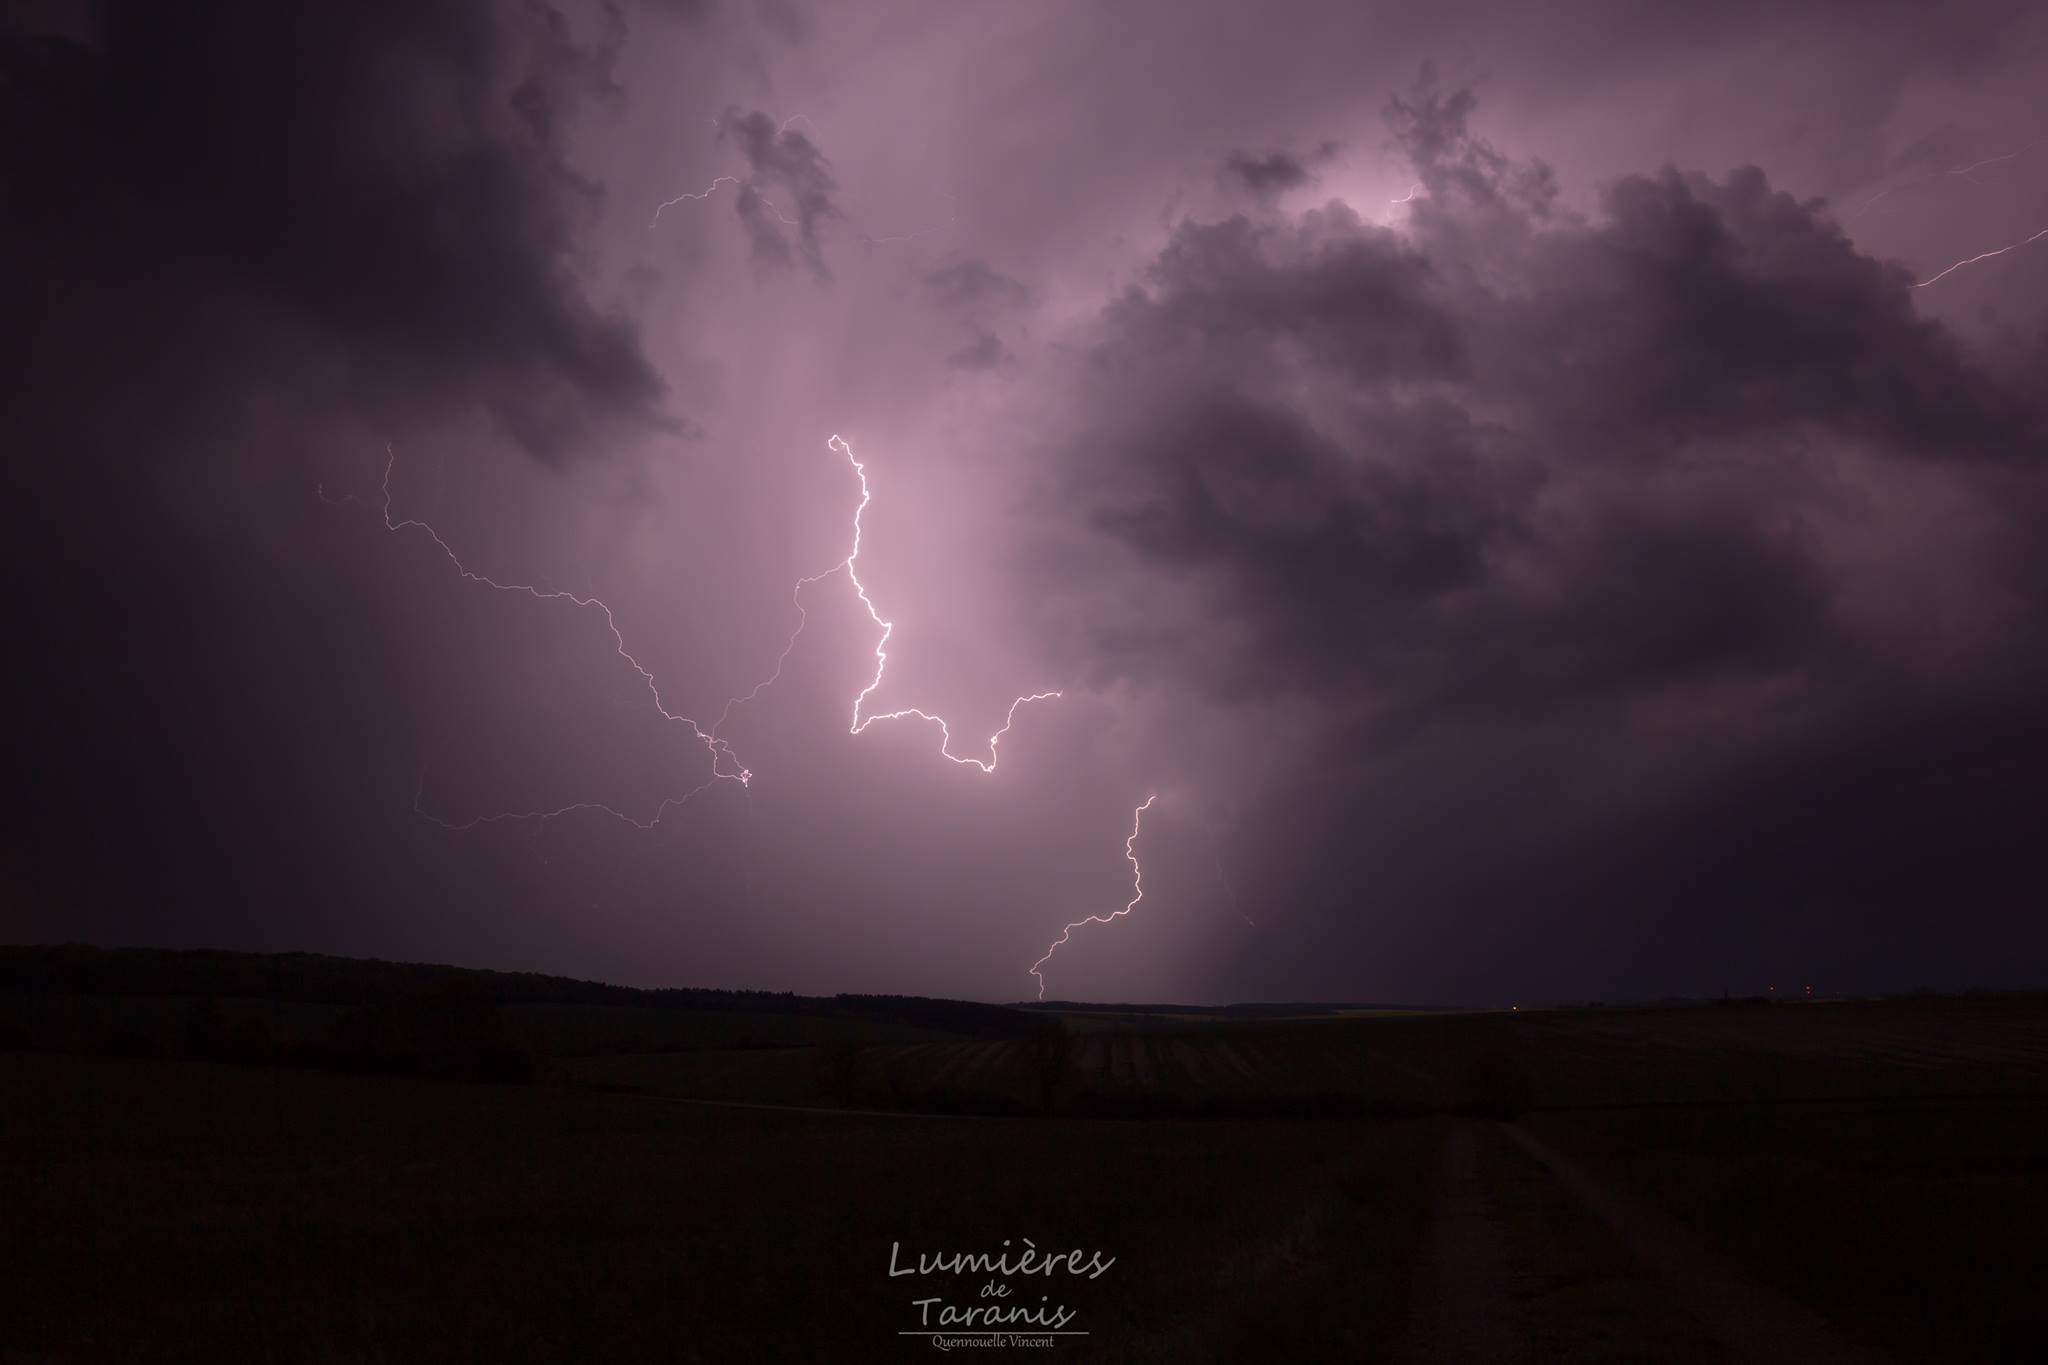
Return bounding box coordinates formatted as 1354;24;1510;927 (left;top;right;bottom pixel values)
1040;81;2043;707
9;0;2047;1007
1102;216;1463;384
1220;143;1342;204
1223;150;1316;199
0;2;689;962
1493;167;2035;459
1017;77;2048;998
1;1;676;464
1072;391;1529;698
718;106;842;277
733;181;799;270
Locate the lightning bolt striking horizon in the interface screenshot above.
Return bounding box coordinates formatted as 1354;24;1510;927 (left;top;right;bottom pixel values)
1031;795;1157;1001
340;432;1171;994
712;435;1170;994
1911;226;2048;288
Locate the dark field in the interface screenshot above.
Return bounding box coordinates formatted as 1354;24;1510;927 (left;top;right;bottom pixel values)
0;1055;1435;1364
3;947;2045;1362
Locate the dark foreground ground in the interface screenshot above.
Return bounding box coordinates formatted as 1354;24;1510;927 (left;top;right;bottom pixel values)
2;948;2044;1362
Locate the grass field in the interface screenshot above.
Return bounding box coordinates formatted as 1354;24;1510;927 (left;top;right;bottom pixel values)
1527;1097;2048;1363
573;994;2048;1120
4;948;2045;1361
0;1053;1436;1364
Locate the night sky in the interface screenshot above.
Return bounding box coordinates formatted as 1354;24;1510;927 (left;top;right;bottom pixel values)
6;0;2046;1005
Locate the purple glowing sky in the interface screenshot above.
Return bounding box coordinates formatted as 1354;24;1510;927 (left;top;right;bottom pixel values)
6;0;2046;1003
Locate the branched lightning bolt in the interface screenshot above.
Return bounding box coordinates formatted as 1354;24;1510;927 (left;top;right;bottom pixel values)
708;436;1167;995
410;775;722;834
1911;226;2048;288
855;219;955;249
718;435;1060;771
1030;795;1157;1001
649;175;743;229
1946;144;2033;181
1847;184;1901;221
1390;183;1424;204
711;572;837;736
335;449;750;831
649;175;800;231
408;769;690;927
345;431;1166;993
831;434;1060;769
1849;143;2038;222
1843;142;2046;285
653;112;812;231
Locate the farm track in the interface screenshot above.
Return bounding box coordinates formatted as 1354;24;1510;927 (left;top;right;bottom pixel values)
1394;1124;1530;1364
1502;1124;1893;1365
1395;1119;1902;1363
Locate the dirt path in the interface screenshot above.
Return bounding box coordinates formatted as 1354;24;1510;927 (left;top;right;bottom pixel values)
1393;1123;1530;1365
1503;1124;1891;1365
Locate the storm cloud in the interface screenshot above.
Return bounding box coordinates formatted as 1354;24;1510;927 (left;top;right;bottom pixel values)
1013;78;2048;998
6;1;2046;1005
1;1;684;466
718;106;842;277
